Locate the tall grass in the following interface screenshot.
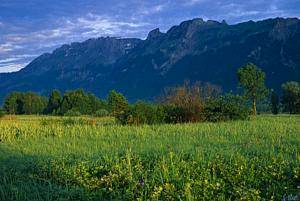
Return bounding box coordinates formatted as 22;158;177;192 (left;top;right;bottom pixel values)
0;115;299;200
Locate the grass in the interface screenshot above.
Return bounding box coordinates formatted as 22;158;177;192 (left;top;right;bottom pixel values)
0;115;299;200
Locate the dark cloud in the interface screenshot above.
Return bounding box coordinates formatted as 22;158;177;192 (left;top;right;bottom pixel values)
0;0;299;72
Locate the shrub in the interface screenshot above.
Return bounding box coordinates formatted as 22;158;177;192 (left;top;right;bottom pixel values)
116;107;132;125
118;95;250;125
160;81;205;122
0;109;5;118
281;81;300;114
118;101;165;125
94;109;109;117
131;101;165;125
204;94;250;122
163;104;185;124
64;109;82;117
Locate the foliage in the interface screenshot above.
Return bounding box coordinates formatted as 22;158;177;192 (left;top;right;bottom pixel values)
60;89;88;114
94;109;109;117
107;90;129;117
256;99;272;114
87;93;108;114
281;81;300;114
271;90;280;115
3;92;47;115
3;92;24;114
64;109;82;117
2;89;109;116
117;81;249;125
46;90;62;114
118;101;165;125
162;104;185;124
237;63;268;115
0;109;5;118
158;81;250;123
160;81;212;123
59;89;107;115
2;76;299;121
22;92;47;114
204;94;250;122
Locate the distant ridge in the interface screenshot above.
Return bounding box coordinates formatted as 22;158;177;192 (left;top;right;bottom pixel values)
0;17;300;102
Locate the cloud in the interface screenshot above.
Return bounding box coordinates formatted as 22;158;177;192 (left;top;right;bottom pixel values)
0;54;38;72
138;3;167;15
3;13;148;45
184;0;208;6
0;58;21;63
0;43;23;53
4;29;71;43
0;54;38;64
0;13;151;73
0;43;14;53
0;63;29;73
214;1;288;21
75;13;148;37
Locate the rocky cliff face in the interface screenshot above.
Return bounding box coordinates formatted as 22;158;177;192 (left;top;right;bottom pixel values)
0;18;299;102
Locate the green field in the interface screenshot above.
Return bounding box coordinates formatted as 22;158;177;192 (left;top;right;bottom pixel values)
0;115;299;200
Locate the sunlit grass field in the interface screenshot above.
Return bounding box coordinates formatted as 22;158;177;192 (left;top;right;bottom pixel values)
0;115;299;200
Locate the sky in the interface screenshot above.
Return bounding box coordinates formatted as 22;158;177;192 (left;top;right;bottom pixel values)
0;0;299;73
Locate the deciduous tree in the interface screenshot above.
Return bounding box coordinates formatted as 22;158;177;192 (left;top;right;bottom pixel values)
237;63;268;115
281;81;300;114
46;90;62;114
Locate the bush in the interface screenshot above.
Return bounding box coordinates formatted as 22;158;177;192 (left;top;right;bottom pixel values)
64;109;82;117
204;94;250;122
118;95;250;125
94;109;109;117
281;81;300;114
160;81;206;123
163;104;185;124
0;109;5;118
118;101;165;125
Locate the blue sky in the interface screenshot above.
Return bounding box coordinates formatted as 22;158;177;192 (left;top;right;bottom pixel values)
0;0;299;73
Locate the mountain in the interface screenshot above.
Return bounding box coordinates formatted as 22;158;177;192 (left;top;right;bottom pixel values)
1;17;300;102
0;37;141;100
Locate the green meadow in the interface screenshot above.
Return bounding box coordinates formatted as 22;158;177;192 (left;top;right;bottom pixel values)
0;115;299;200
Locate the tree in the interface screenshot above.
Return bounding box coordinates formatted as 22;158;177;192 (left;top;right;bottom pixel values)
204;94;250;122
46;90;62;114
107;90;129;117
59;89;89;115
126;101;165;125
58;89;109;115
270;90;279;115
86;93;108;114
281;81;300;114
3;92;47;115
3;92;24;114
23;92;47;115
237;63;268;115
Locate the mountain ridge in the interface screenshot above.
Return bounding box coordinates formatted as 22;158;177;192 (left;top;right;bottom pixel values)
0;17;300;102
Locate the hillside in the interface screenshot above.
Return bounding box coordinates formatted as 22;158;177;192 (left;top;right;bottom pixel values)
0;17;299;101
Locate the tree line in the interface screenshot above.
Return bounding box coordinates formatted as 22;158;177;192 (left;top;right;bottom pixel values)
1;63;299;123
